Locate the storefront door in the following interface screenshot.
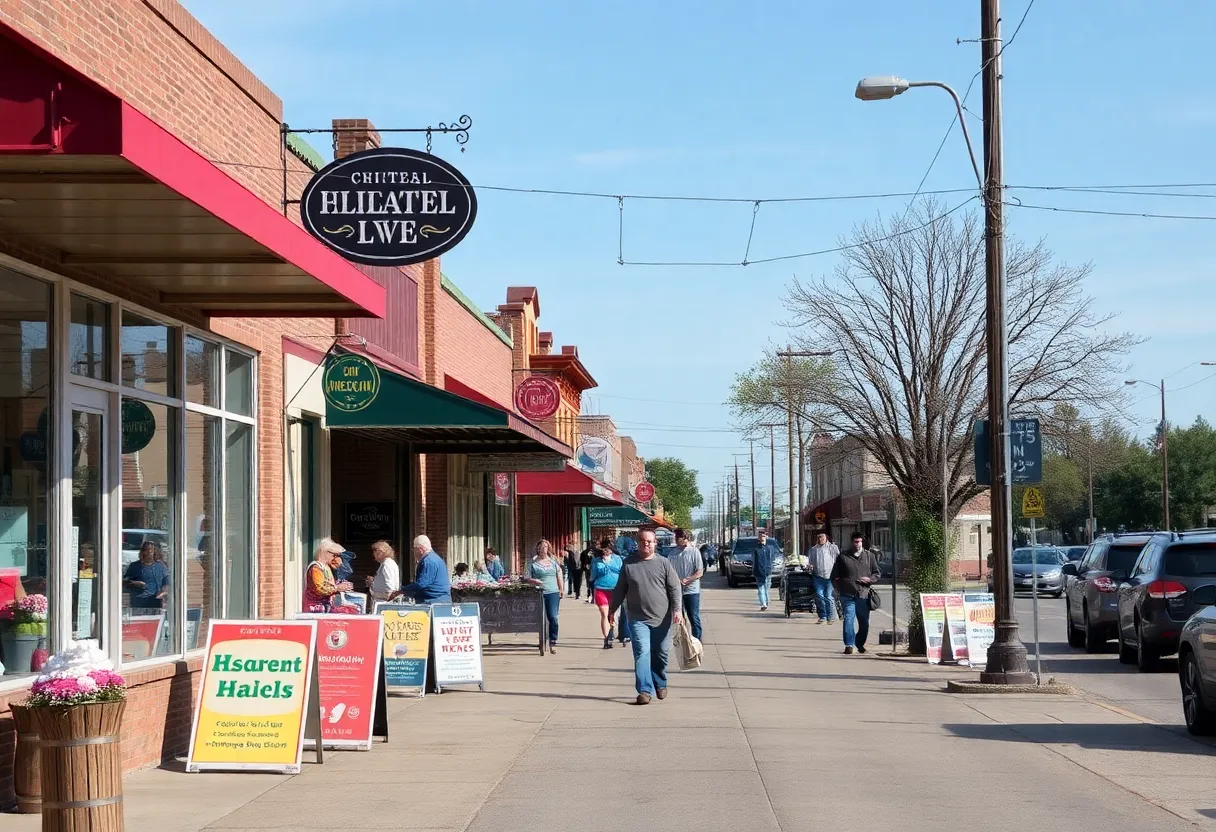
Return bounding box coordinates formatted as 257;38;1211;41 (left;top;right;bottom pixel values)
68;385;111;650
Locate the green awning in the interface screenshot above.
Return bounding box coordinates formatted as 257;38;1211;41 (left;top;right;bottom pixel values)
324;351;572;456
586;505;665;529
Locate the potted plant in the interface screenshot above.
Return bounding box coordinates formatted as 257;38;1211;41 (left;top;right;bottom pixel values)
25;640;127;831
1;593;49;674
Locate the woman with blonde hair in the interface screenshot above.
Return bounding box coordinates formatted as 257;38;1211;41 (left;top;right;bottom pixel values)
524;539;563;654
303;537;353;612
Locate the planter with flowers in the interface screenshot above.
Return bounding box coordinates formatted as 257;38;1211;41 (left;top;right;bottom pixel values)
1;594;49;675
451;577;546;654
25;640;127;832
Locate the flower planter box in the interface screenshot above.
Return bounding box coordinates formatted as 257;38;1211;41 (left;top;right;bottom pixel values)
451;586;546;656
34;700;126;832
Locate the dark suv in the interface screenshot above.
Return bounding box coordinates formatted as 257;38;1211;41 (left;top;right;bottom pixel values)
1062;533;1166;652
1116;532;1216;671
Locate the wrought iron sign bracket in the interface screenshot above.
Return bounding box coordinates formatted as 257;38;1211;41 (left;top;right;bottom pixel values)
278;116;472;215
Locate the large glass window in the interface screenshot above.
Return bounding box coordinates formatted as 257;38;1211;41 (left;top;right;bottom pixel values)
185;335;219;408
121;311;176;397
0;268;52;679
225;351;252;417
69;294;110;381
120;400;176;659
225;423;254;618
185;412;220;650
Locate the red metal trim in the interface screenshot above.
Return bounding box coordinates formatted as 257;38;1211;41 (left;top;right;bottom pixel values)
516;465;622;502
281;336;328;363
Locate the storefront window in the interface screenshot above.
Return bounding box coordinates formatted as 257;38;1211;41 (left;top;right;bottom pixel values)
185;335;219;408
121;400;176;659
225;351;252;417
121;311;176;397
0;267;52;678
69;294;110;381
225;423;254;618
185;411;220;650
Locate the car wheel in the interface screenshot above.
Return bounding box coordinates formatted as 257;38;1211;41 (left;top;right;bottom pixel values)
1136;619;1160;672
1084;603;1105;653
1117;623;1135;664
1181;650;1216;736
1066;600;1085;648
727;572;739;588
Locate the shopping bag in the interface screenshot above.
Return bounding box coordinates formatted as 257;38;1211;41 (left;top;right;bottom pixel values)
675;613;703;670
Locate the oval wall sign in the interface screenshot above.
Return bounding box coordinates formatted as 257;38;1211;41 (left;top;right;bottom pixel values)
300;147;478;267
633;482;655;503
514;375;560;420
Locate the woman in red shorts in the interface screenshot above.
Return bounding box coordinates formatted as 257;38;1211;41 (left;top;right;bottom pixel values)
589;538;624;649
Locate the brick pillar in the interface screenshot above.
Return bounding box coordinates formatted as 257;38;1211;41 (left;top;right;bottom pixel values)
332;118;381;158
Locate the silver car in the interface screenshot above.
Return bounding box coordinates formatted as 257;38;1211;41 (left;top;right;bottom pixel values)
986;547;1065;596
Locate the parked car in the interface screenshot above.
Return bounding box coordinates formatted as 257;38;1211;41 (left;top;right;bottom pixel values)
1177;583;1216;734
1061;545;1088;565
724;536;783;588
1062;532;1167;652
985;547;1065;595
1117;531;1216;672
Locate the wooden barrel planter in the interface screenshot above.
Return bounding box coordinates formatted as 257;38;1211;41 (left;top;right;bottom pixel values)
10;703;41;814
33;700;126;832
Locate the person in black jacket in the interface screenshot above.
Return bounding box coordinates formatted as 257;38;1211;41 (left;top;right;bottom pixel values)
830;532;882;654
564;545;584;599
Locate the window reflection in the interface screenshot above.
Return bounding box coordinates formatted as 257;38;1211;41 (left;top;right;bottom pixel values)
225;422;253;618
69;295;110;381
185;411;220;648
185;335;219;408
0;267;51;678
225;351;252;417
121;312;176;397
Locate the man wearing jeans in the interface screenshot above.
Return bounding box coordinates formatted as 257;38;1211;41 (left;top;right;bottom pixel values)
753;530;780;612
807;532;840;624
609;529;683;705
830;532;881;654
668;528;704;640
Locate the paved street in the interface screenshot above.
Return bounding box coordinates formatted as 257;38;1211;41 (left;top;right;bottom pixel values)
14;569;1216;831
867;581;1189;728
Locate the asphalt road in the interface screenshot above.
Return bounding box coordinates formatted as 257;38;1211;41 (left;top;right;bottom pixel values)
714;566;1188;731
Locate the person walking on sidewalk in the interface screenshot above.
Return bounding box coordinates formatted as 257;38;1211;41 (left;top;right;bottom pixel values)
525;540;563;654
830;532;881;654
807;532;840;625
564;545;585;599
609;529;683;705
753;530;781;611
590;538;624;648
579;545;594;603
668;527;704;640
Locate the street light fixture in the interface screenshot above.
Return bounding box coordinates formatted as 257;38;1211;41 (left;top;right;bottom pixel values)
856;2;1033;683
1126;378;1170;529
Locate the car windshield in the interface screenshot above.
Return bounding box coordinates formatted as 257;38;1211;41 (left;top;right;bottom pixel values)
1011;548;1061;564
1064;547;1087;560
732;539;760;554
1163;542;1216;577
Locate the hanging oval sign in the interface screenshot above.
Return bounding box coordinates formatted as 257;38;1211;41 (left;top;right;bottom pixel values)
633;481;655;503
514;375;560;420
299;147;478;267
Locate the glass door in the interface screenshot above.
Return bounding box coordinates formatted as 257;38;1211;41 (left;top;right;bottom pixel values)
69;386;109;648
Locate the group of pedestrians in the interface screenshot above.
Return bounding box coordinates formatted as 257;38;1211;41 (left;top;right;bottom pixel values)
805;531;881;654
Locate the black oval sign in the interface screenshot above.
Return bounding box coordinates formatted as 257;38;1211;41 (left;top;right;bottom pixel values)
299;147;477;267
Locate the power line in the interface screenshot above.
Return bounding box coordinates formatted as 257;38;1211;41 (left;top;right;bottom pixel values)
1008;202;1216;221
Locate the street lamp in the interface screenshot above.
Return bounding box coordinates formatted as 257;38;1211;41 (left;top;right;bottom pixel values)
1126;378;1170;529
856;6;1033;684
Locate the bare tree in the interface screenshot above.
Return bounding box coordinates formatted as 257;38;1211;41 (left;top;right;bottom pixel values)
784;200;1141;644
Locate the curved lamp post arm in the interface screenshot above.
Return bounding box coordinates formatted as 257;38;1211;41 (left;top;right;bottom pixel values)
907;81;985;193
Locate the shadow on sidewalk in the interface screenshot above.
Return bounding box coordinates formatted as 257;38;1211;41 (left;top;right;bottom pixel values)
943;722;1216;754
484;689;639;706
595;666;939;684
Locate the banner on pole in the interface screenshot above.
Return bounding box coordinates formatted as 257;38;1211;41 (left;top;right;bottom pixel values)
962;592;995;668
432;602;485;692
296;614;384;750
373;602;432;695
919;594;949;664
186;620;318;774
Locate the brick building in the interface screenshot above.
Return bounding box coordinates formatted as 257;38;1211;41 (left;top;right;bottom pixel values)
0;0;572;804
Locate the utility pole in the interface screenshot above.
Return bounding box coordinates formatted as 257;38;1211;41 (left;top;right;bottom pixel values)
734;462;741;539
1087;456;1095;543
749;439;757;535
758;424;781;543
979;0;1033;684
1159;380;1170;530
777;348;833;557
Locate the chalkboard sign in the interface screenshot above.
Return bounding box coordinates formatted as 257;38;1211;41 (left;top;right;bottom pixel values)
452;589;545;656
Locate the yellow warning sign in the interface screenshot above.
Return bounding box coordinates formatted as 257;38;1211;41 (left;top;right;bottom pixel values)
1021;486;1045;519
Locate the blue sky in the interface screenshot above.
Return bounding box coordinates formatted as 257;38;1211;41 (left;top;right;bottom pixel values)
185;0;1215;516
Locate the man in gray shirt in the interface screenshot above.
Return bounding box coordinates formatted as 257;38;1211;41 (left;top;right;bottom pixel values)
609;529;683;705
667;527;704;640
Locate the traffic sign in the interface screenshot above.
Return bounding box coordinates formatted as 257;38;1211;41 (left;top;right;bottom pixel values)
974;417;1042;486
1021;486;1045;519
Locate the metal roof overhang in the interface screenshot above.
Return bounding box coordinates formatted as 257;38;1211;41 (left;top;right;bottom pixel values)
516;465;622;505
0;24;385;318
327;351;572;457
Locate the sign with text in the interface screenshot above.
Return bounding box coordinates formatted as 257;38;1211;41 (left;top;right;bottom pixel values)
373;602;432;695
973;417;1042;486
514;375;561;420
493;473;512;506
633;481;655;503
344;501;395;542
962;593;995;667
324;354;381;413
432;603;485;692
300;146;477;267
919;594;949;665
468;454;565;473
943;593;970;665
1021;486;1045;519
296;614;384;750
187;620;318;774
586;505;654;529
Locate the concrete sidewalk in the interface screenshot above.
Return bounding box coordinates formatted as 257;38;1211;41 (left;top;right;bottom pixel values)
11;576;1216;831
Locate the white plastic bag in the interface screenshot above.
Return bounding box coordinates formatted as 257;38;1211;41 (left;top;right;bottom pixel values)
674;613;703;670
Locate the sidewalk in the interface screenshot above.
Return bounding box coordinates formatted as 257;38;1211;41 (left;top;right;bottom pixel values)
12;574;1216;831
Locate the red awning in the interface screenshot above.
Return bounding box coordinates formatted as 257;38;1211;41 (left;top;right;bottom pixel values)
516;465;622;504
0;24;385;318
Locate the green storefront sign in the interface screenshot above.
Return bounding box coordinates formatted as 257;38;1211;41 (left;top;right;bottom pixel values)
121;398;157;454
324;354;381;413
585;505;654;528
